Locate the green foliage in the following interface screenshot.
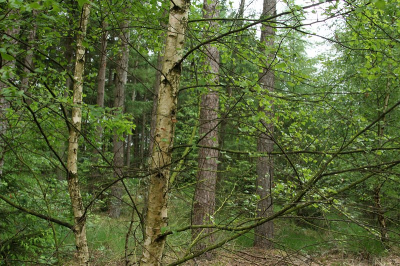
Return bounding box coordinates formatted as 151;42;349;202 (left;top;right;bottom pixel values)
1;0;400;264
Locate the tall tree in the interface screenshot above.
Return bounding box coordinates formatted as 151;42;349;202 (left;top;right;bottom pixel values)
254;0;276;249
192;0;220;255
89;18;108;193
140;0;190;264
66;3;91;264
109;17;130;218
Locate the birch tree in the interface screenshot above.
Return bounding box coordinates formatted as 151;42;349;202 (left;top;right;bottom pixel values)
140;0;190;264
66;3;91;265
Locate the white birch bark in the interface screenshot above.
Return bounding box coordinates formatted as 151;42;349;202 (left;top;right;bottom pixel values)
140;0;190;264
66;3;91;265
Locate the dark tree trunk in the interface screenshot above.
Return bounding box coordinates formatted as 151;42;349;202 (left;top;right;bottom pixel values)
140;98;147;168
89;20;108;193
374;90;390;243
96;21;108;111
109;19;130;218
254;0;276;249
192;0;220;256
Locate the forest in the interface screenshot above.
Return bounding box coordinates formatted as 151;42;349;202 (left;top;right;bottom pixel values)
1;0;400;265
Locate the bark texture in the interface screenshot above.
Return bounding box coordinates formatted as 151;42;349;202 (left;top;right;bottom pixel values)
254;0;276;249
149;54;162;156
374;89;390;243
96;21;108;111
89;20;108;193
140;0;190;264
109;19;130;218
66;3;91;265
192;0;220;256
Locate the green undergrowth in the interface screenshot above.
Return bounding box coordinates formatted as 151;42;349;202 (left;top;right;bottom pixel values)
57;197;396;265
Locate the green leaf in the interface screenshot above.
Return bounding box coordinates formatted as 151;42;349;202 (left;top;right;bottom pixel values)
77;0;89;8
374;0;385;9
1;53;14;61
29;2;42;9
274;62;286;69
82;40;89;48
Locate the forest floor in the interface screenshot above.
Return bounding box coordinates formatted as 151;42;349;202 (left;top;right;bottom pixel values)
85;247;400;265
180;248;400;266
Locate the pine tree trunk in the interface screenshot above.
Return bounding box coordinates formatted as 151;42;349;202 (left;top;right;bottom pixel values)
89;20;108;193
58;18;75;181
140;104;147;168
96;21;108;111
109;19;130;218
140;1;190;264
66;3;91;265
254;0;276;249
191;0;220;257
374;90;390;244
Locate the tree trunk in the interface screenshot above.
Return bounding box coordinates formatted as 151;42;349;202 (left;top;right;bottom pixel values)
374;89;390;244
140;0;190;264
149;54;163;156
126;89;136;169
109;19;130;218
66;3;91;265
96;21;108;111
191;0;220;257
57;17;75;181
89;20;108;193
254;0;276;249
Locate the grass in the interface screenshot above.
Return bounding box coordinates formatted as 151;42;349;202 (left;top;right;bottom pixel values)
57;194;398;265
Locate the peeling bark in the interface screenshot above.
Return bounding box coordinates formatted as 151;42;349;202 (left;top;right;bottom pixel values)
140;0;190;264
254;0;276;249
149;54;163;156
66;3;91;265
